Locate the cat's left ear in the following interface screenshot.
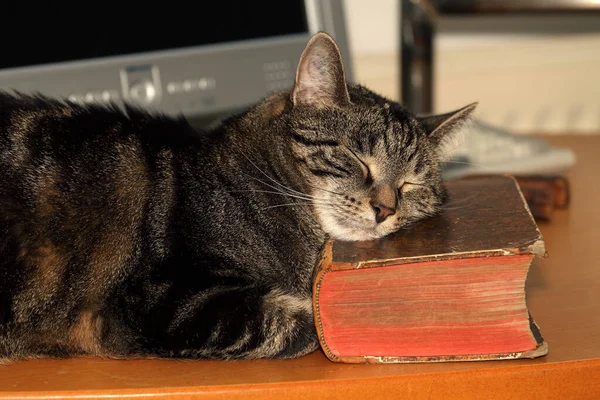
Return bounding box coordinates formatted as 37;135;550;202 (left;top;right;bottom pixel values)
417;102;478;159
291;32;351;108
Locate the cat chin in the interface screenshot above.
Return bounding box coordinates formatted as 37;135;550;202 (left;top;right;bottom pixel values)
316;215;395;242
329;229;380;242
327;227;397;242
315;208;399;242
341;226;399;242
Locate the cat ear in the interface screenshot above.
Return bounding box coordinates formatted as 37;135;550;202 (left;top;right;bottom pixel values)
291;32;351;108
417;102;478;159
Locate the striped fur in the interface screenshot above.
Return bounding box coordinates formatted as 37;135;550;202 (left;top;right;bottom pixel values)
0;33;475;363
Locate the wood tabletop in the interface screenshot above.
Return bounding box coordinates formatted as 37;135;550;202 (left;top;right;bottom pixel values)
1;135;599;399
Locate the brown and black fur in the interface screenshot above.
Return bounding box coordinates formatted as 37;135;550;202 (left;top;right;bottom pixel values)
0;33;476;363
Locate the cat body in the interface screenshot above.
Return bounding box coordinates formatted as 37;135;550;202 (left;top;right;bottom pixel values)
0;33;475;362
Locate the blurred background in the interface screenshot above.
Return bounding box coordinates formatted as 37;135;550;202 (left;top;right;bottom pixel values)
346;0;600;135
3;0;598;178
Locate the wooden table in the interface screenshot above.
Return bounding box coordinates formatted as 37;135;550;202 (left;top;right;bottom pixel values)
1;136;599;399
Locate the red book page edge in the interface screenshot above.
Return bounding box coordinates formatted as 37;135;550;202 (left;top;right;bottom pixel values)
313;254;548;364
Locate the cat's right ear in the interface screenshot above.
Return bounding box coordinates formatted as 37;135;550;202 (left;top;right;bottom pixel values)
291;32;351;108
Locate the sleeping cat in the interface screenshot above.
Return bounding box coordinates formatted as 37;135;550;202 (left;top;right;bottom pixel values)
0;32;475;363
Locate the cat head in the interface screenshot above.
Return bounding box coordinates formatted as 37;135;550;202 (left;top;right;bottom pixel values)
284;33;476;241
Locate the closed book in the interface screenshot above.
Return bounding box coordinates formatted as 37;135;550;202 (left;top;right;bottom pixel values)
313;175;548;363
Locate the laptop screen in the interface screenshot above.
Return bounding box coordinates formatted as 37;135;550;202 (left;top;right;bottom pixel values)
2;1;308;70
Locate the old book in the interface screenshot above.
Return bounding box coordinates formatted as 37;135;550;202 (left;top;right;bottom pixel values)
313;175;548;364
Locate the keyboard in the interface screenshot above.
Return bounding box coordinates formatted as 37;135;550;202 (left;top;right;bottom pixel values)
441;121;577;180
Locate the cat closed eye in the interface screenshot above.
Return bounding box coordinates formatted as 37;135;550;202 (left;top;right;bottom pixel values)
364;165;374;185
343;146;372;185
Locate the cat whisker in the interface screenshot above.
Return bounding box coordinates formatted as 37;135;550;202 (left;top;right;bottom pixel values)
442;204;473;211
241;153;313;198
443;201;474;209
243;175;296;196
241;174;318;202
241;173;331;204
266;191;325;203
442;193;478;208
443;160;491;170
442;139;469;156
261;202;336;211
306;183;345;197
229;188;317;202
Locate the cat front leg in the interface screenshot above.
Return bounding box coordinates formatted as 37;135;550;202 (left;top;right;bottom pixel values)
138;285;319;360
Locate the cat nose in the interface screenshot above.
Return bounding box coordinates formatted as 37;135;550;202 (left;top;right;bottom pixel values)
370;200;396;223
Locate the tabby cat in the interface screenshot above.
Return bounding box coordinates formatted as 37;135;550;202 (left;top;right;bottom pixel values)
0;33;475;363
